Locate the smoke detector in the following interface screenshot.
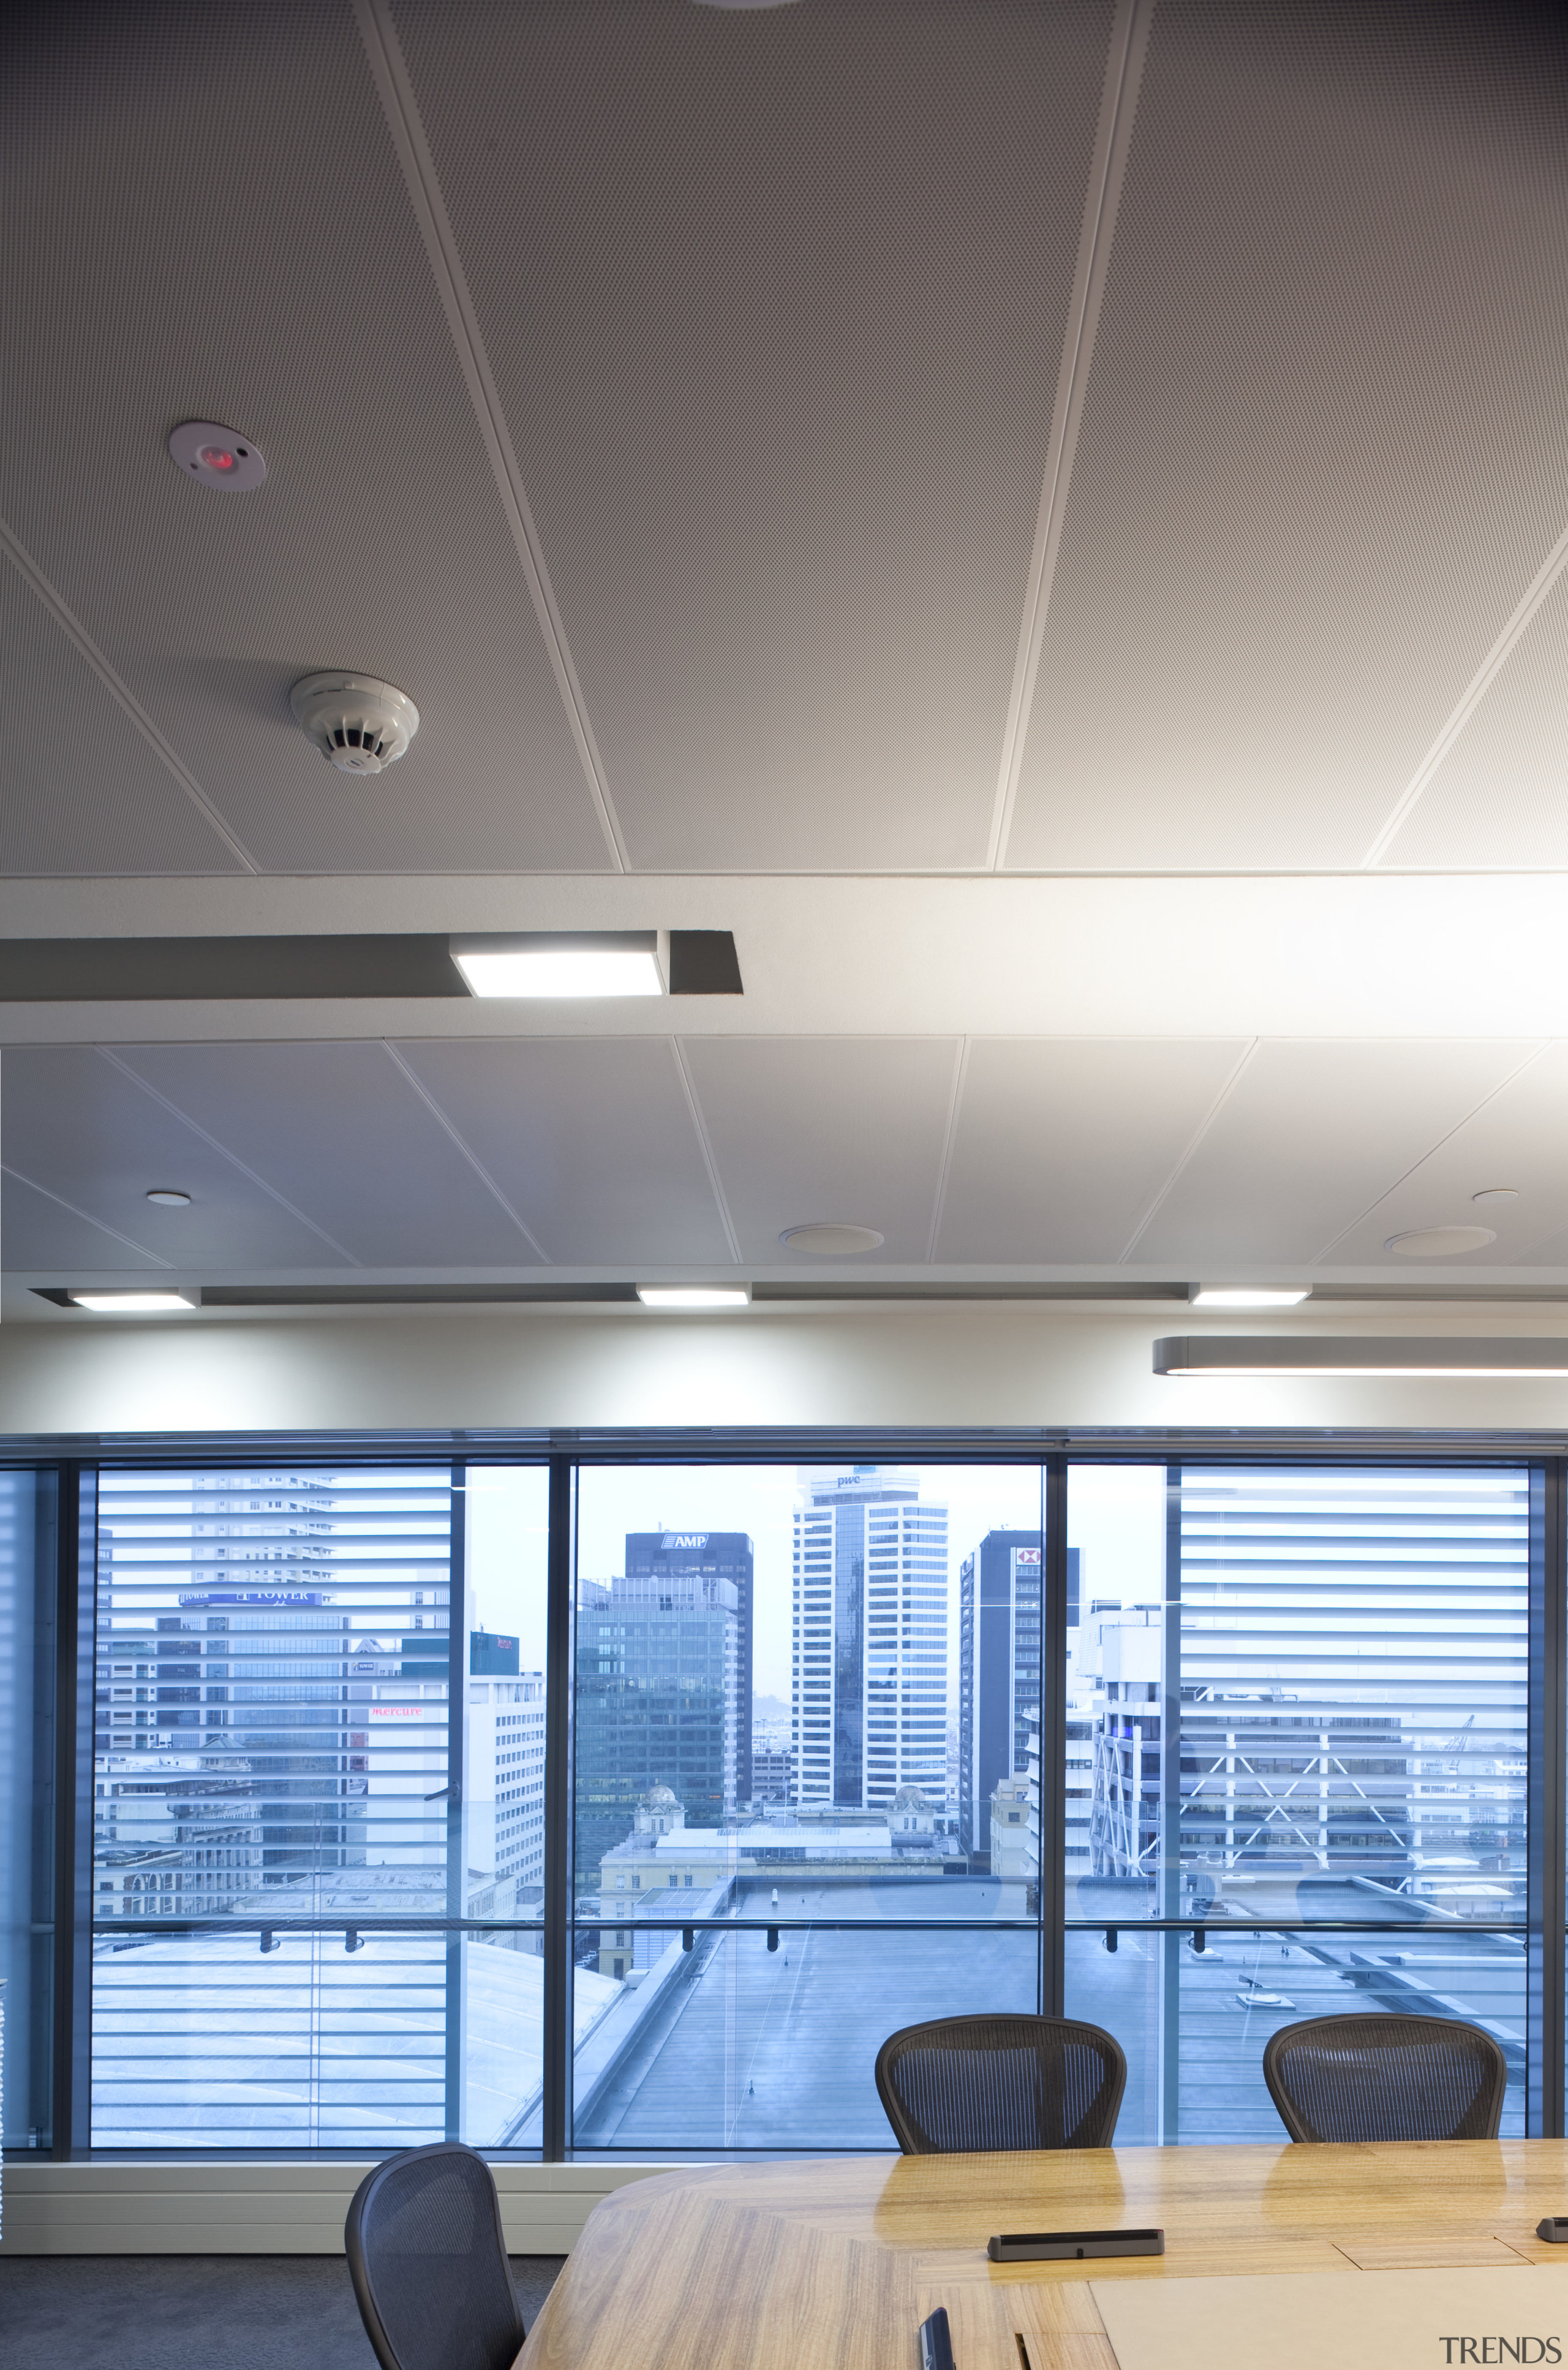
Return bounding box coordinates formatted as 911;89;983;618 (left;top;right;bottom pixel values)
289;674;419;774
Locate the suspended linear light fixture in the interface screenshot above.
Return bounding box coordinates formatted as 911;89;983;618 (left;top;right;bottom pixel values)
1155;1336;1568;1377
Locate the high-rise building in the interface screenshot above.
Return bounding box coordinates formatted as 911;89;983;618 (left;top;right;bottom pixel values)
957;1532;1078;1857
575;1570;739;1887
624;1531;754;1798
96;1468;456;1898
470;1628;520;1677
466;1664;546;1888
791;1466;948;1811
1076;1470;1528;1903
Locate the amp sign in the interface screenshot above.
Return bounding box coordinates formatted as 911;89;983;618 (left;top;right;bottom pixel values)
662;1533;709;1550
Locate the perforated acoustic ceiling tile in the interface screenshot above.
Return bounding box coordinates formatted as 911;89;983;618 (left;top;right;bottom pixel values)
681;1036;958;1263
111;1041;541;1268
0;1;605;876
1326;1041;1568;1267
1379;562;1568;869
1135;1038;1534;1270
393;1038;734;1267
0;557;243;875
1;1169;167;1277
1006;0;1568;872
390;0;1116;872
1;1045;352;1271
933;1038;1248;1264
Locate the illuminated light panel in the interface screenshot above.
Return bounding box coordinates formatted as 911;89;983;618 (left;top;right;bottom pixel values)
1188;1286;1310;1308
68;1290;197;1314
636;1286;751;1310
1155;1334;1568;1377
451;934;662;998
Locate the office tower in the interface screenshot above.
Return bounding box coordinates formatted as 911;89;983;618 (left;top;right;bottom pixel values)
957;1532;1078;1858
470;1628;521;1677
625;1530;755;1798
96;1469;457;1904
751;1738;796;1801
575;1570;739;1887
791;1466;947;1811
465;1631;546;1889
1083;1471;1526;1896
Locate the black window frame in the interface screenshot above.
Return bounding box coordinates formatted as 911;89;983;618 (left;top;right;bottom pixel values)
7;1427;1562;2160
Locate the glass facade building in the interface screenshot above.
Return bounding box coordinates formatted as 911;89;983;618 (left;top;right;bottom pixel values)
574;1568;739;1895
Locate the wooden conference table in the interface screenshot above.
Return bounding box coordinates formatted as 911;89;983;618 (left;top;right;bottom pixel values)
520;2142;1568;2370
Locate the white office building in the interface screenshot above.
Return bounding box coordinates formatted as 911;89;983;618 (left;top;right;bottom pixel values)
791;1465;948;1811
466;1672;546;1888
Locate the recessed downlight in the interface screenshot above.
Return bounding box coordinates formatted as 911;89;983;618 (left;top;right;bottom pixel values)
168;420;267;491
67;1290;197;1314
636;1285;751;1310
1385;1226;1497;1256
780;1224;885;1255
145;1189;192;1207
1472;1188;1520;1205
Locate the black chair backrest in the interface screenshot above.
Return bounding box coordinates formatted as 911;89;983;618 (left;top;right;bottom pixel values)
345;2142;526;2370
1262;2012;1509;2144
875;2014;1127;2153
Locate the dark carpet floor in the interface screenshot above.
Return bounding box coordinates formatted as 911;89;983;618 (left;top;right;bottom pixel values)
0;2252;565;2369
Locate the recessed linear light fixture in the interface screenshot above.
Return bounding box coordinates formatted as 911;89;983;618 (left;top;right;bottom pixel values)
636;1285;752;1310
1156;1335;1568;1377
451;932;663;999
1188;1286;1311;1309
67;1289;197;1315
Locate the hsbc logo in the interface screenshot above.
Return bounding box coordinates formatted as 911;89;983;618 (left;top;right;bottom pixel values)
1015;1548;1042;1565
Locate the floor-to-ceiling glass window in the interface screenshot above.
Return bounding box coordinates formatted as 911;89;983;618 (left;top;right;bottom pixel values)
53;1442;1553;2154
88;1462;548;2149
569;1460;1044;2149
0;1469;53;2153
1063;1463;1530;2142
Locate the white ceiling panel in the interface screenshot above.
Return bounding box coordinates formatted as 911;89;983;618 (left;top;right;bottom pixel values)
935;1040;1248;1264
1;1045;350;1269
1325;1043;1568;1267
1;1169;167;1275
1136;1040;1534;1270
0;2;605;877
113;1043;537;1267
0;563;243;877
1006;1;1568;871
393;0;1114;872
1380;567;1568;869
394;1039;731;1267
683;1038;958;1264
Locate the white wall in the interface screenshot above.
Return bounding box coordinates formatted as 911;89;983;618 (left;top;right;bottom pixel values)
0;1301;1567;1435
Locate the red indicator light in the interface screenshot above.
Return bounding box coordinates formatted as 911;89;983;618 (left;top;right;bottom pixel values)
198;445;236;471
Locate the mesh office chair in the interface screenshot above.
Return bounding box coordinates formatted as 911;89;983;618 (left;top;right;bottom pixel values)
1262;2012;1509;2144
875;2014;1127;2153
345;2142;527;2370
